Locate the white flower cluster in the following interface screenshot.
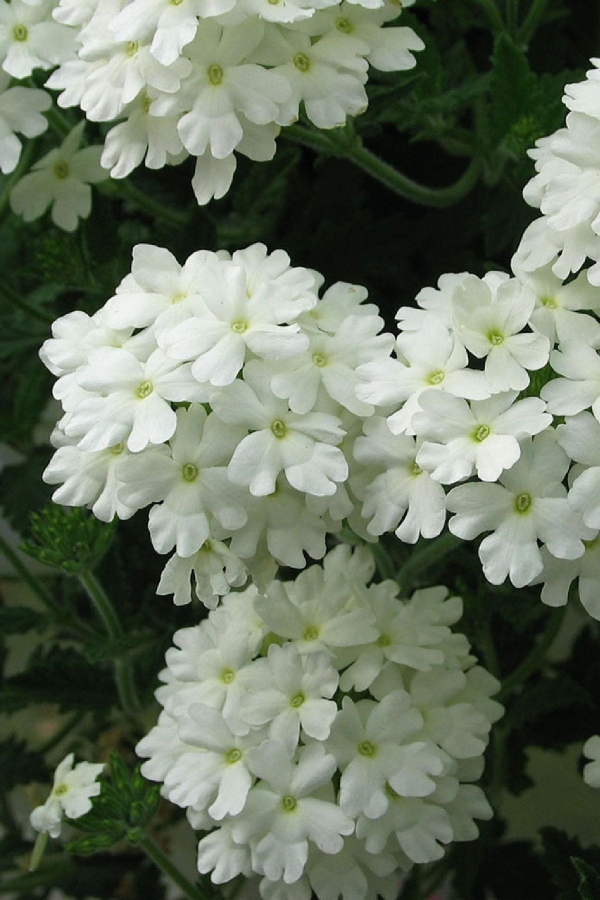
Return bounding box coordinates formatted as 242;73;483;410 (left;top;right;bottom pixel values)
43;0;423;204
30;752;104;839
352;62;600;619
39;242;393;606
582;735;600;789
136;545;502;899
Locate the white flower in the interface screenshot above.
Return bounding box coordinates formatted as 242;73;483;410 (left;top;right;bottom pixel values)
30;753;104;839
157;540;248;607
531;537;600;619
10;122;106;232
512;261;600;345
0;0;74;78
583;735;600;788
447;430;590;587
356;796;453;863
413;390;552;484
452;273;550;392
542;341;600;423
0;73;50;174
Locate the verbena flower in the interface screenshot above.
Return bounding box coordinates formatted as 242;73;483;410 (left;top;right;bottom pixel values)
30;753;104;839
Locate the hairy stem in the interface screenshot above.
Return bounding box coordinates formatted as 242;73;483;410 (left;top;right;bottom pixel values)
138;835;209;900
115;179;190;229
518;0;550;43
498;605;567;702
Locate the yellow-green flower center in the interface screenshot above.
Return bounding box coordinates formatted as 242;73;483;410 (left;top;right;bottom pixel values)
221;668;235;684
290;691;305;708
125;41;139;57
410;461;422;476
110;442;125;455
208;64;224;85
231;319;248;334
282;795;297;812
303;625;320;641
53;160;70;180
53;783;69;797
541;295;558;309
12;24;28;42
136;380;153;399
473;424;491;442
293;53;311;73
376;633;391;647
514;491;532;514
357;740;377;757
488;331;505;346
225;748;242;764
182;463;199;482
312;352;327;367
428;370;445;385
271;419;287;439
335;16;353;32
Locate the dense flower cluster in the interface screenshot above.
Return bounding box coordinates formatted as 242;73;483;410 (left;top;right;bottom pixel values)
39;242;393;605
30;753;104;839
351;61;600;619
137;545;502;899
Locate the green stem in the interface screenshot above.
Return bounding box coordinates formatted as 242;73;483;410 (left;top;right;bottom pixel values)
138;835;208;900
0;283;54;325
283;126;481;208
0;531;61;616
518;0;549;43
371;541;396;583
497;605;567;702
77;570;142;716
45;105;72;139
396;532;462;593
2;858;74;893
506;0;520;33
113;179;190;229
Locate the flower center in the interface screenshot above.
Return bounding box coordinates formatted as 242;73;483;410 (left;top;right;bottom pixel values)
271;419;287;439
12;23;28;41
293;53;311;73
182;463;199;482
125;41;139;57
221;667;235;684
141;94;152;113
540;294;558;309
282;795;297;812
171;291;186;304
427;370;445;385
335;16;353;32
208;64;224;85
170;0;184;5
136;380;153;399
514;491;532;514
53;783;69;797
110;442;125;455
376;633;391;647
410;461;422;476
303;625;320;641
312;352;327;367
225;748;242;764
53;160;70;180
473;424;491;442
488;330;504;346
231;319;248;334
357;740;377;758
290;691;305;708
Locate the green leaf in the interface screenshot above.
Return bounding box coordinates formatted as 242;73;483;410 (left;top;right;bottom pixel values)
0;737;46;789
489;33;537;145
21;505;117;575
0;604;45;635
541;829;600;900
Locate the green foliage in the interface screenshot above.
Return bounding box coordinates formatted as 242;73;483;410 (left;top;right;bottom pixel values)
21;505;117;575
65;754;161;854
0;737;46;790
540;830;600;900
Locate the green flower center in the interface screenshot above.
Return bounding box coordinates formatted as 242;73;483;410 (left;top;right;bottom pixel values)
141;94;152;113
473;424;491;442
12;24;28;42
182;463;199;482
290;691;305;708
514;492;532;514
208;64;224;85
125;41;139;57
488;331;505;346
110;442;125;456
410;461;422;476
221;668;235;684
335;16;353;32
271;419;287;439
357;740;377;758
541;295;558;309
53;783;69;797
136;380;153;399
53;160;70;180
231;319;248;334
376;633;391;647
427;370;445;385
312;352;327;368
171;291;186;304
282;795;298;812
293;53;311;73
225;748;242;764
170;0;184;5
303;625;320;641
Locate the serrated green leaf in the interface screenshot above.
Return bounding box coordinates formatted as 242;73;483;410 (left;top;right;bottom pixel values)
572;857;600;900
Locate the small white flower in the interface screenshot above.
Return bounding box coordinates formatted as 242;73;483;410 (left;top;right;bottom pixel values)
9;122;106;232
583;735;600;788
30;753;104;839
